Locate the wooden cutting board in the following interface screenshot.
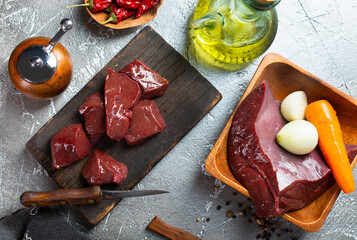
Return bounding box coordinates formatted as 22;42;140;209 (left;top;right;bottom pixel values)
26;26;222;226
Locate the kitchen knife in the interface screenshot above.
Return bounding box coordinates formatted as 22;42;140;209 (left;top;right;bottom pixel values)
20;186;169;207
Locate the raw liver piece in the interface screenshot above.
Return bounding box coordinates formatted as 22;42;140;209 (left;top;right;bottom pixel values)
346;145;357;161
81;149;128;185
51;123;92;169
124;100;166;146
79;92;106;145
227;81;357;217
120;59;169;99
105;69;141;141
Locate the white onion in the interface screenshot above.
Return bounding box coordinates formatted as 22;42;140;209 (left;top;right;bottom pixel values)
276;120;318;155
280;91;307;121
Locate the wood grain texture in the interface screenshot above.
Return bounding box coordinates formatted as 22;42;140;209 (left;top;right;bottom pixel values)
26;26;221;226
148;216;202;240
8;37;72;99
20;186;102;207
205;53;357;232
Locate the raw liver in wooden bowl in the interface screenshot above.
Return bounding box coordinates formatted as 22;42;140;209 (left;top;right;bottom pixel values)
206;53;357;232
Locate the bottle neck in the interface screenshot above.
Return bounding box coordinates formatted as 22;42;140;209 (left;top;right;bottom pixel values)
234;0;264;21
234;0;278;21
246;0;280;10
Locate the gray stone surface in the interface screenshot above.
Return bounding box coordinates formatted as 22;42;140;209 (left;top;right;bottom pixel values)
0;0;357;239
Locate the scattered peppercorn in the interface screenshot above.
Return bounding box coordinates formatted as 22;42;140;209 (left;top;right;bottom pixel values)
262;231;269;239
217;205;221;210
226;201;230;206
239;210;247;217
226;210;234;218
265;222;271;228
206;217;211;222
257;219;264;226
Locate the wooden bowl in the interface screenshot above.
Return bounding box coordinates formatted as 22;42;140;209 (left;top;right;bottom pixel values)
84;0;163;29
205;53;357;232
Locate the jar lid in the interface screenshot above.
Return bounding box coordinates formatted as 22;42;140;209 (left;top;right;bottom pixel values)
17;45;57;84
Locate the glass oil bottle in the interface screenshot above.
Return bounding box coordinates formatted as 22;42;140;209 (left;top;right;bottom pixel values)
188;0;279;71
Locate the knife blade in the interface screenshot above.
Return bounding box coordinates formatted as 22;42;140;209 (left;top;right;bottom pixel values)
20;186;169;207
102;189;168;199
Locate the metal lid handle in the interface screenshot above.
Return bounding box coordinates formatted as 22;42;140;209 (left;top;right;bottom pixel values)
44;18;73;55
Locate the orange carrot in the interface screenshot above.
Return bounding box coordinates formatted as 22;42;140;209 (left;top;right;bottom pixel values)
305;100;355;194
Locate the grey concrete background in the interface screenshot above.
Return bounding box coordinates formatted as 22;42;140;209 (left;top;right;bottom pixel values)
1;0;357;239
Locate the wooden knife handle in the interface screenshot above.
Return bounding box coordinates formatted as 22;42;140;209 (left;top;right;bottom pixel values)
20;186;102;207
148;216;202;240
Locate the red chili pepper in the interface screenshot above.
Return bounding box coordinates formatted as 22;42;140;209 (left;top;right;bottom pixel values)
136;0;159;18
67;0;112;12
101;4;136;24
115;0;141;9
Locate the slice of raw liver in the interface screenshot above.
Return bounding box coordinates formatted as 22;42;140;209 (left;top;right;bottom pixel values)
228;81;357;217
51;123;92;169
79;92;106;145
105;69;141;141
81;149;128;185
124;100;166;146
120;59;169;99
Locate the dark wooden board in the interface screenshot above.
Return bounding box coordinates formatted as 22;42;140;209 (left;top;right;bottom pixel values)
26;26;222;226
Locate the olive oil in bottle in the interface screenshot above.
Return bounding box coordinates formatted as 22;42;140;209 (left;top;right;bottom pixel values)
189;0;279;71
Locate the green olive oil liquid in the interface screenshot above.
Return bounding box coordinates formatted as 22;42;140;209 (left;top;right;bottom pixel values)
189;0;278;71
